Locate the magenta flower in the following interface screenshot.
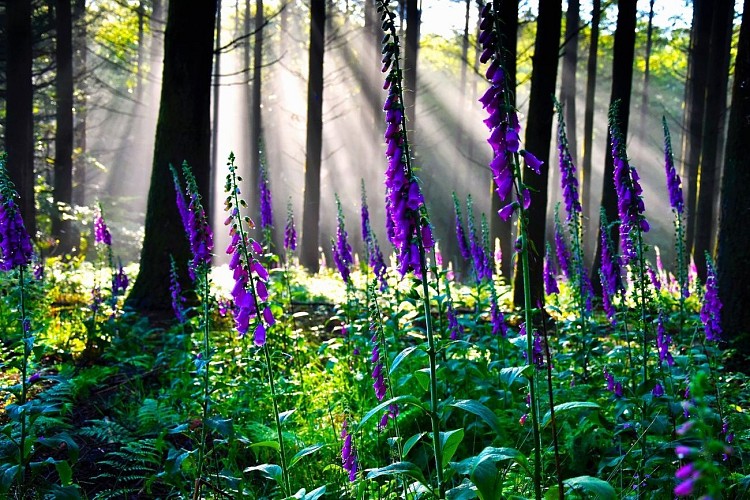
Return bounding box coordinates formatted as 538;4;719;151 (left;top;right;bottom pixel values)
0;157;34;271
112;261;129;296
284;199;297;252
555;103;582;220
93;206;112;246
172;162;213;279
490;289;507;337
258;161;273;231
341;420;358;482
662;117;684;214
446;298;461;340
700;254;722;341
543;243;559;295
332;194;353;284
656;312;674;366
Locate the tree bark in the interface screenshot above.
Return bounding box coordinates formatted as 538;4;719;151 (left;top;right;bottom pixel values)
694;0;734;280
560;0;579;166
683;0;711;255
53;0;77;255
590;0;636;294
512;0;562;307
72;0;87;207
300;0;326;271
581;0;600;256
211;1;222;207
638;0;654;141
127;0;218;314
403;0;420;149
250;0;264;224
717;0;750;359
490;0;517;282
6;0;36;237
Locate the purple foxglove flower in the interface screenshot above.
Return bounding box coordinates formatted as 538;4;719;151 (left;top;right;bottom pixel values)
258;161;273;230
0;158;34;271
656;312;674;366
446;298;461;340
674;478;696;497
94;206;112;246
554;218;571;279
544;243;559;295
332;194;353;284
284;199;297;252
675;463;696;480
662;117;684;214
361;180;371;243
498;202;517;222
652;382;664;397
169;255;187;324
521;149;543;175
112;261;129;296
490;290;507;337
604;369;615;392
341;420;358;482
174;163;213;278
555;100;583;221
646;262;661;291
452;193;471;261
610;107;649;261
700;254;722;341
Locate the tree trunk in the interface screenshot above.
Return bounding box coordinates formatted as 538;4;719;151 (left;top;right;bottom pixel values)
211;1;222;206
717;0;750;359
581;0;600;256
683;0;711;255
560;0;579;166
300;0;325;271
638;0;654;141
590;0;636;294
512;0;562;307
72;0;87;207
403;0;420;149
6;0;36;237
694;0;734;280
53;0;76;255
127;0;218;314
489;0;516;282
250;0;264;223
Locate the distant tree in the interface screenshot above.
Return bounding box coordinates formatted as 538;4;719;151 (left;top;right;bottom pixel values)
693;0;734;280
403;0;420;147
638;0;654;141
300;0;326;271
717;0;750;359
590;0;636;294
581;0;600;249
489;0;517;282
560;0;579;166
72;0;87;206
683;0;711;255
5;0;36;237
512;0;561;307
52;0;77;255
250;0;264;222
127;0;218;313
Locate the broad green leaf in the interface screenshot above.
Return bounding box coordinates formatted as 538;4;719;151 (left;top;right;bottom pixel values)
55;460;73;486
0;464;19;492
450;399;502;436
244;463;283;484
206;417;234;438
356;395;427;432
279;409;296;425
389;346;426;375
541;402;600;427
563;475;615;499
367;461;428;488
414;368;431;392
440;429;465;467
471;455;502;500
293;485;327;499
447;479;479;499
249;440;280;453
289;444;325;469
499;366;530;387
403;432;426;457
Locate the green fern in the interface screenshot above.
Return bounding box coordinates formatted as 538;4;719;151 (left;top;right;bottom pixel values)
93;438;165;499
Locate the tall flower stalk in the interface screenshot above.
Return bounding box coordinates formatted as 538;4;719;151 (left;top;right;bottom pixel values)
554;100;593;377
258;155;274;249
378;2;442;493
172;162;215;498
224;152;289;496
479;5;543;498
0;155;34;492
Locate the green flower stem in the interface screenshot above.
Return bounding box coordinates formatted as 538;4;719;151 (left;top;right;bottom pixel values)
195;269;211;496
18;266;28;491
417;237;444;498
263;343;291;496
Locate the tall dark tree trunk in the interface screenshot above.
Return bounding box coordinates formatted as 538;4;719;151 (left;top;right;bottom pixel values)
590;0;636;294
694;0;733;280
6;0;36;237
717;0;750;359
581;0;600;255
53;0;76;255
560;0;579;165
403;0;420;148
127;0;218;314
300;0;325;271
459;0;470;152
211;1;222;203
638;0;654;141
250;0;264;222
512;0;562;307
683;0;711;255
72;0;87;206
490;0;516;282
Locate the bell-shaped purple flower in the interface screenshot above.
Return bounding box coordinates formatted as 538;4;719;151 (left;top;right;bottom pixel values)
258;161;273;231
544;243;559;295
0;157;34;271
662;117;683;214
284;199;297;252
700;254;722;341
